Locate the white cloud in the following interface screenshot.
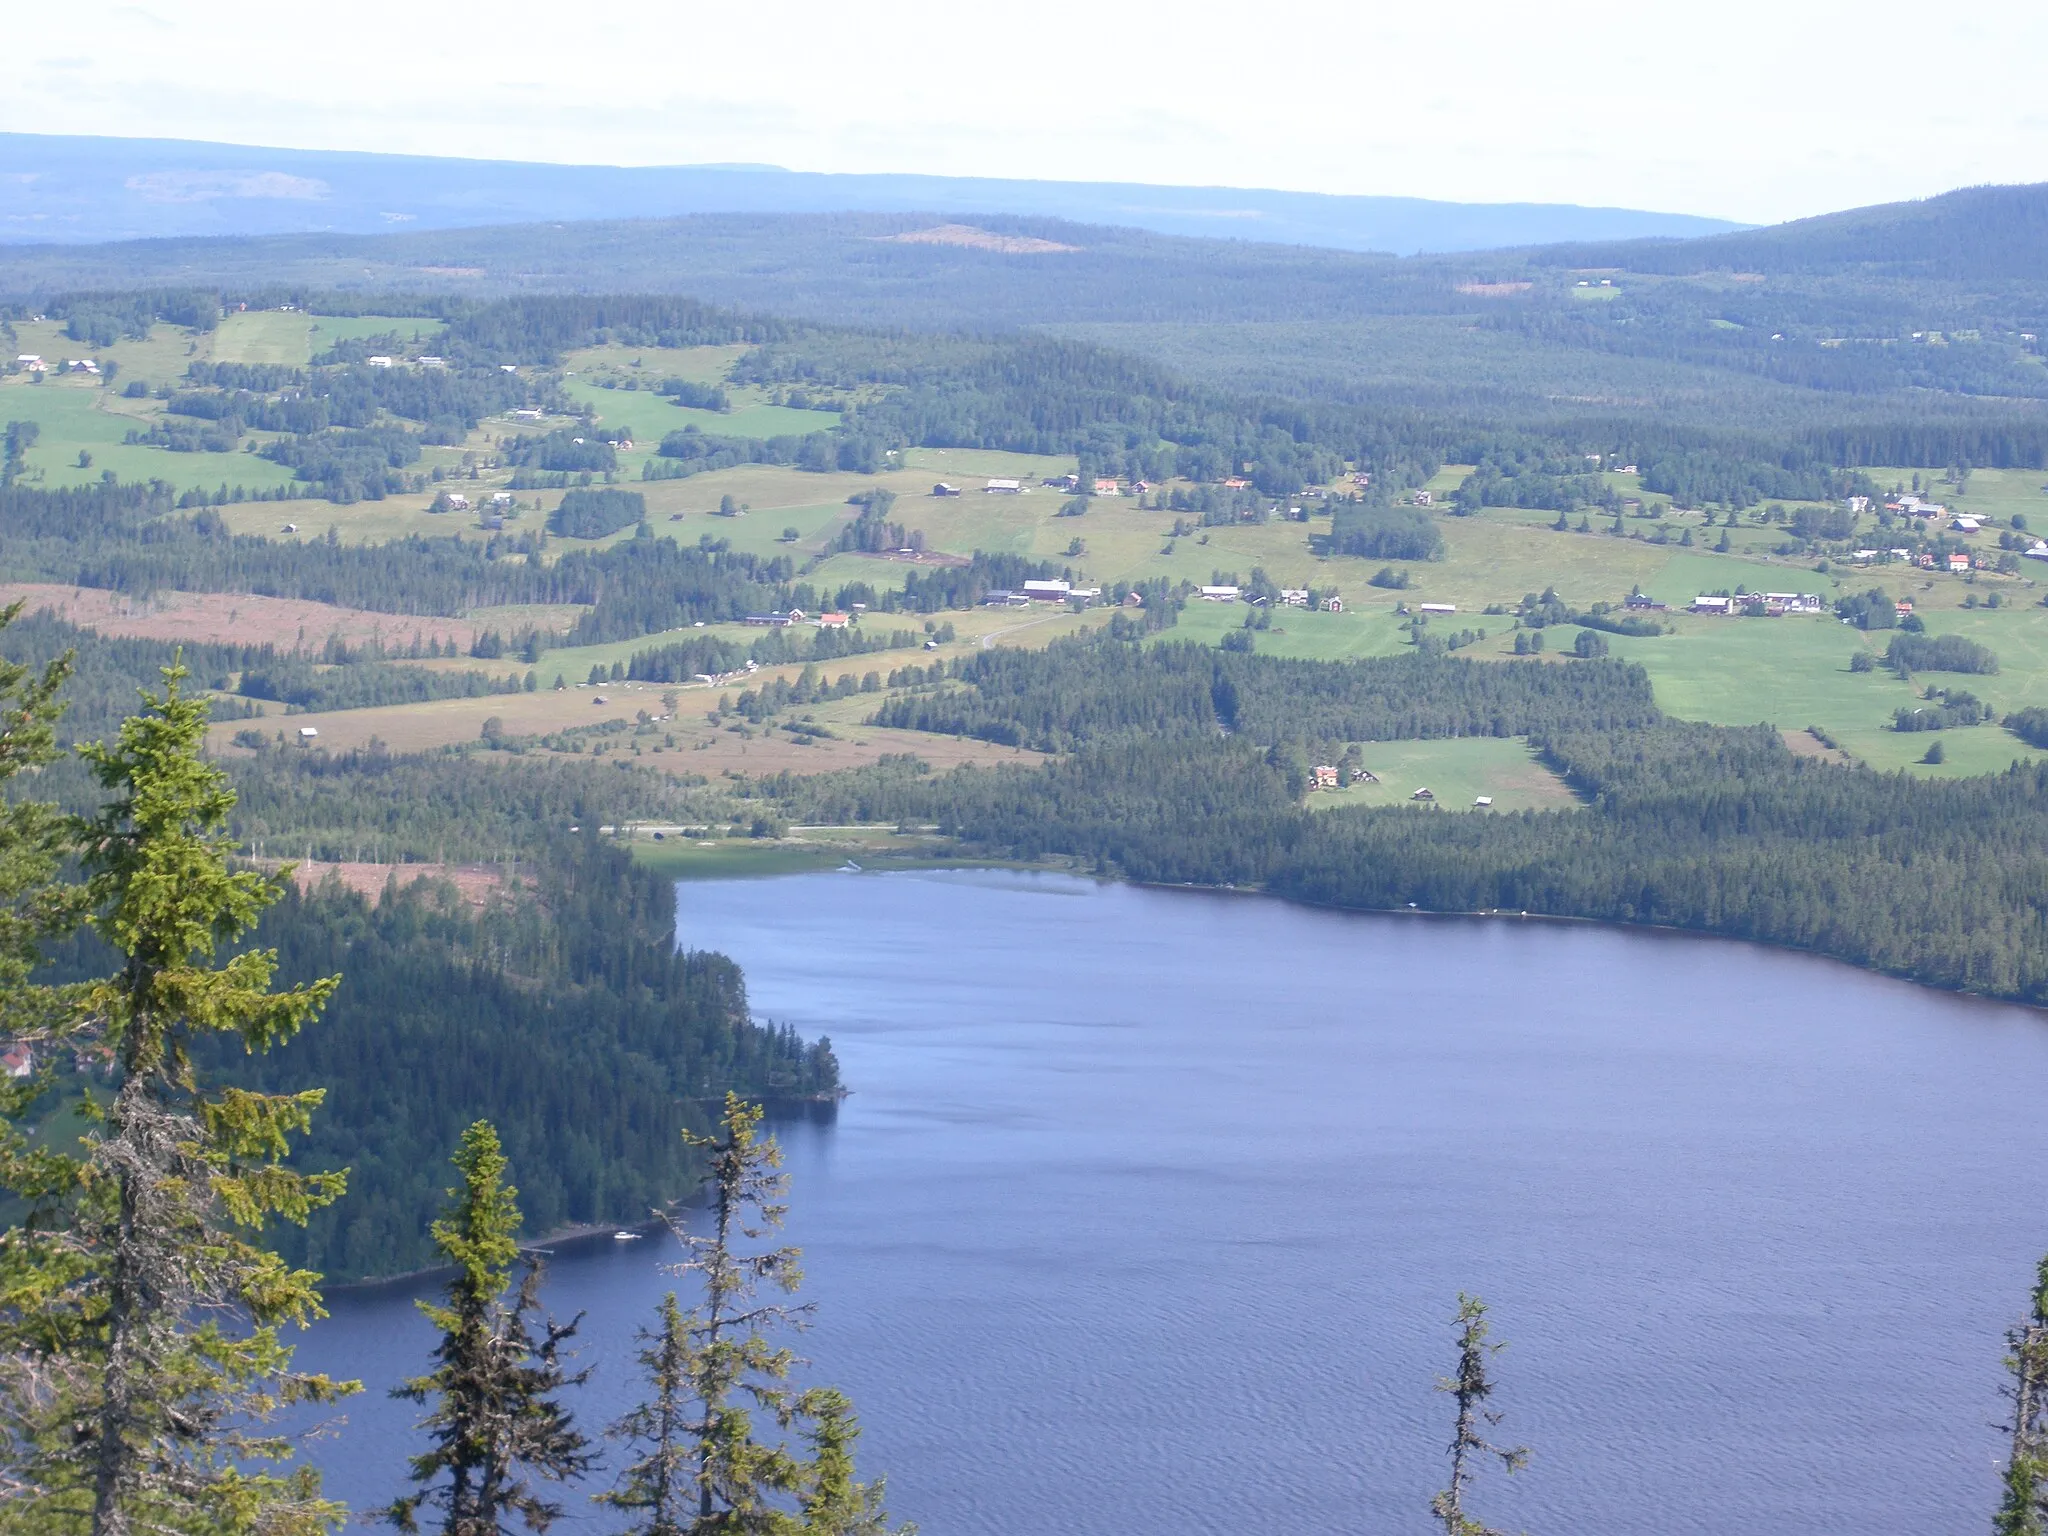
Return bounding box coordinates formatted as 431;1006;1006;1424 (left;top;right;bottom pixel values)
6;0;2045;223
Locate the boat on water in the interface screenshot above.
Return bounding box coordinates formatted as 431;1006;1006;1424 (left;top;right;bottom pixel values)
839;861;862;872
613;1230;641;1241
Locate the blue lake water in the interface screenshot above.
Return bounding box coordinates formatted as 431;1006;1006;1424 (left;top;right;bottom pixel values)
294;869;2048;1533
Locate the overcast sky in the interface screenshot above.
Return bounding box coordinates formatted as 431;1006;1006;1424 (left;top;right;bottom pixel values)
9;0;2044;224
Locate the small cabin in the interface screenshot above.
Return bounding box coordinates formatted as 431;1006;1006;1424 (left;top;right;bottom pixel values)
296;727;319;742
1411;787;1434;801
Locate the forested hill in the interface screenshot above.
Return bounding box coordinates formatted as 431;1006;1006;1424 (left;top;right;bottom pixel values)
1527;182;2048;282
773;634;2048;1005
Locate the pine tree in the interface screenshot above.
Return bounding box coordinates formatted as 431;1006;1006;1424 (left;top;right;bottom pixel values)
597;1294;692;1536
1430;1295;1528;1536
385;1121;594;1535
1997;1254;2048;1535
634;1094;907;1536
0;660;353;1536
794;1389;905;1536
0;602;90;1534
667;1093;810;1532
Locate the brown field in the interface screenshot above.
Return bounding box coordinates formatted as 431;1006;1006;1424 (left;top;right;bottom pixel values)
209;661;1047;777
0;584;477;653
255;859;511;906
876;224;1080;254
1780;727;1853;765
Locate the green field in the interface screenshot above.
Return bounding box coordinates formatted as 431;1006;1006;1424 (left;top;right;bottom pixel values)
566;377;843;445
1308;737;1577;813
0;377;295;495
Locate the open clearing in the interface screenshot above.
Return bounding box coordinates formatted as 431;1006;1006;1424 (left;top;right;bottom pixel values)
255;859;510;906
1310;737;1577;814
210;684;1045;777
0;583;479;653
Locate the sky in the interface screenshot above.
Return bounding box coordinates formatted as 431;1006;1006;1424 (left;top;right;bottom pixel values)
9;0;2046;225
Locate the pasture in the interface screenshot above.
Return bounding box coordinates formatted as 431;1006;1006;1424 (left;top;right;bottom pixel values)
1310;736;1578;814
0;375;296;496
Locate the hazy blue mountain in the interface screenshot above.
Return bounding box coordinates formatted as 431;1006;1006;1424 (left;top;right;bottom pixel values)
1527;182;2048;282
0;132;1745;254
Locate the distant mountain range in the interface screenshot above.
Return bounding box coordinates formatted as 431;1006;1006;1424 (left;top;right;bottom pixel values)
0;133;1746;255
1527;182;2048;283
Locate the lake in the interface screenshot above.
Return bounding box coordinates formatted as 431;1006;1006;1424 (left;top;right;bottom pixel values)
293;869;2048;1533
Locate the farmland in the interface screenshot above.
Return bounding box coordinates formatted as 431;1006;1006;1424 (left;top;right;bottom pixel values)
13;318;2048;788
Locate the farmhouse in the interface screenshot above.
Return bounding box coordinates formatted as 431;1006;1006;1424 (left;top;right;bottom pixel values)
1411;787;1434;802
1948;552;1973;573
1312;765;1340;789
1022;579;1071;602
1092;478;1122;496
1200;585;1240;602
1280;589;1310;607
512;407;543;420
1043;474;1080;491
14;355;43;372
2;1045;30;1079
1624;593;1669;610
983;478;1022;494
443;493;470;511
1692;595;1734;614
68;358;99;374
1413;490;1434;507
817;613;851;629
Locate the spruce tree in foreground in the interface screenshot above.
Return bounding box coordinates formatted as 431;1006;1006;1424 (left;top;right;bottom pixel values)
1997;1253;2048;1535
1431;1294;1527;1536
0;662;353;1536
385;1121;593;1535
606;1093;905;1534
0;601;90;1534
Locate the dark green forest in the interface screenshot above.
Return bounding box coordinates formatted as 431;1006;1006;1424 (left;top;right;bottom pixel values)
775;632;2048;1003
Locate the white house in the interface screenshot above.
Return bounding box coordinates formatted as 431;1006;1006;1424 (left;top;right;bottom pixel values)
1692;595;1734;614
1279;589;1310;607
